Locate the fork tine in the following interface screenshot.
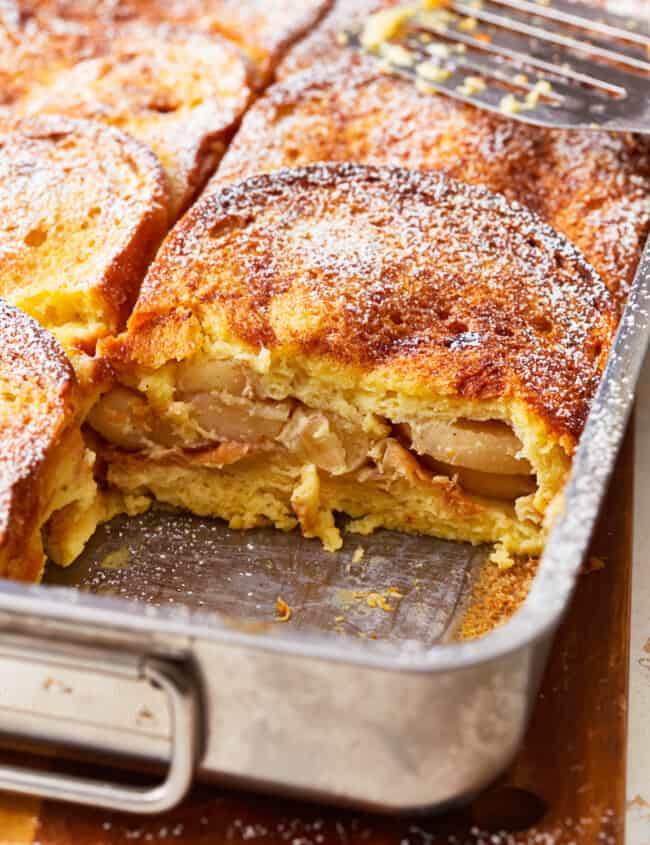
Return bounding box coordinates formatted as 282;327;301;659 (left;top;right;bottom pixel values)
386;56;597;128
412;14;635;94
480;0;650;48
452;0;650;67
405;33;580;102
349;29;593;126
351;2;650;132
437;2;650;73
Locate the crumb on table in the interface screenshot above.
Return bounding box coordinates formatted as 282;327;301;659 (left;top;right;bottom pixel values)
582;556;606;575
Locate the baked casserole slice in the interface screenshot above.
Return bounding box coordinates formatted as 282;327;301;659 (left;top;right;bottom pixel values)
0;301;105;580
89;164;617;558
0;116;168;359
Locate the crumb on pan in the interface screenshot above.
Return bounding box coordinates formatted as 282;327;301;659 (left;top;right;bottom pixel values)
380;43;415;66
489;542;516;570
364;592;396;612
100;547;130;571
500;93;524;114
360;1;449;53
275;596;292;622
417;61;452;83
360;6;416;51
458;75;486;95
458;15;478;31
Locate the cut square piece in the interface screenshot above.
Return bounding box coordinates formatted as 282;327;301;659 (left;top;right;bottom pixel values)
91;164;617;558
0;116;168;355
0;301;103;581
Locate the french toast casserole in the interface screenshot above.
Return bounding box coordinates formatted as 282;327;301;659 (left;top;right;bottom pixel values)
1;0;649;581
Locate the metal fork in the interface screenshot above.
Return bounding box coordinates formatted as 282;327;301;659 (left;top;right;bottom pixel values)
347;0;650;132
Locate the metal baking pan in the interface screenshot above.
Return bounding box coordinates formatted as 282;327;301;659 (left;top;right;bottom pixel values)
0;237;646;817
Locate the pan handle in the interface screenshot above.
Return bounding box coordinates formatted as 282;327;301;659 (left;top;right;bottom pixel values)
0;649;202;814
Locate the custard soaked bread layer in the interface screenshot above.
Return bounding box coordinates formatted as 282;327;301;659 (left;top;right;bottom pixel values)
0;117;168;356
0;301;103;582
0;3;253;217
216;58;650;310
92;164;617;556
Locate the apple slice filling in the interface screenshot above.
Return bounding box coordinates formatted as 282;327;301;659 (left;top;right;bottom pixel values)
90;369;535;503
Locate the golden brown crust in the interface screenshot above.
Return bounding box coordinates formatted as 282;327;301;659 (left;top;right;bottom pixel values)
217;58;650;310
1;6;252;217
103;163;617;444
12;0;333;87
0;300;76;581
0;115;168;352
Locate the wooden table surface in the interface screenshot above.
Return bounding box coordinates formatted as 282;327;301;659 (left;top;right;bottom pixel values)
0;426;633;845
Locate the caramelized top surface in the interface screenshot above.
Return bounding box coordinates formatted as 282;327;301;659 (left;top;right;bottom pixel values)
0;116;168;351
217;58;650;310
105;164;617;444
10;0;333;86
0;299;75;575
132;0;334;84
1;4;252;216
